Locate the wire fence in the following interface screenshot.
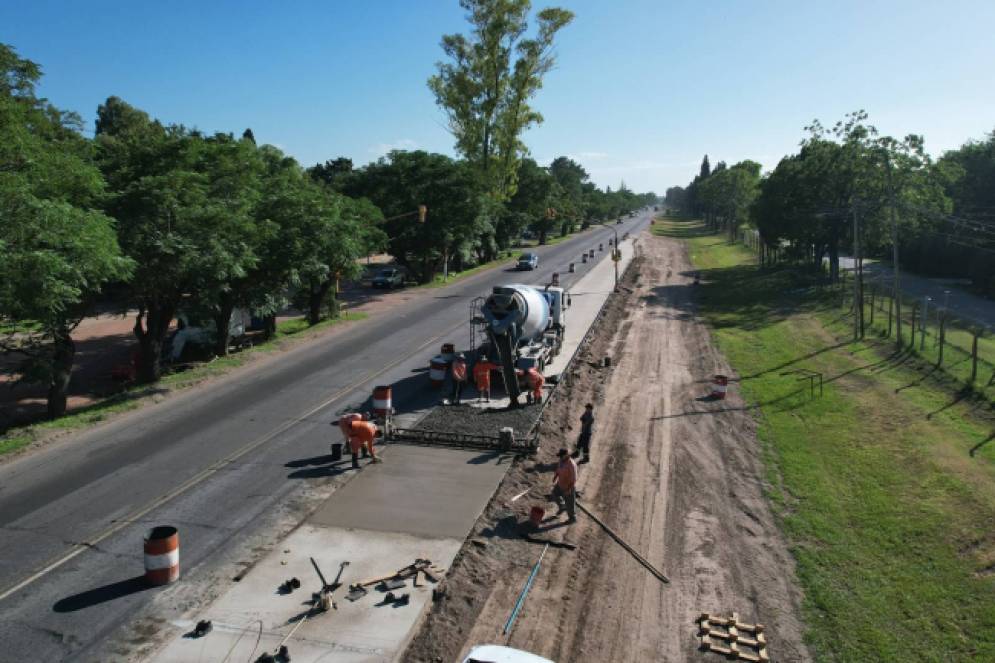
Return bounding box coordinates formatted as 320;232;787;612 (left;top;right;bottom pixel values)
733;228;995;393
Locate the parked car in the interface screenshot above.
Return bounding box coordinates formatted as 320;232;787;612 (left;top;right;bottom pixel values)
462;645;553;663
371;267;404;288
517;252;539;270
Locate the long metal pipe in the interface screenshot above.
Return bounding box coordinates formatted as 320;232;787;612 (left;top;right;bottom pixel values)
503;543;549;635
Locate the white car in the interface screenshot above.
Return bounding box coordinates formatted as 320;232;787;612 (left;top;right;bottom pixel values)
462;645;554;663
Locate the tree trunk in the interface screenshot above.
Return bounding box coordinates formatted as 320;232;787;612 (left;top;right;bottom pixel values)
134;300;175;384
263;314;277;340
307;281;331;326
828;238;839;284
538;230;548;245
213;296;235;357
46;327;75;419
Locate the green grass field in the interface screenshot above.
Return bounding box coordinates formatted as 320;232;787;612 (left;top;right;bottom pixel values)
654;217;995;662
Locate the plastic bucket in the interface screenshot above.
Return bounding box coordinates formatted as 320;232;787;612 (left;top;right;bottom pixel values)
711;374;729;399
144;526;179;586
330;442;343;462
441;343;456;361
529;506;545;527
429;356;447;387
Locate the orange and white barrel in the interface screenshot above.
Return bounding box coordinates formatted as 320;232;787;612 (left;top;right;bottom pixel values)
429;356;447;387
711;375;729;399
372;385;392;417
144;526;179;586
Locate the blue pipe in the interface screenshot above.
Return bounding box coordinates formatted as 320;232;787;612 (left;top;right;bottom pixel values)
503;543;549;635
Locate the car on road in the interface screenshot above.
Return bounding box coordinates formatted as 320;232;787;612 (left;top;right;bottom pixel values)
517;252;539;270
371;267;404;288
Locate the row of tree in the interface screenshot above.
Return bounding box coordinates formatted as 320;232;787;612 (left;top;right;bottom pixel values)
666;112;995;303
1;3;656;421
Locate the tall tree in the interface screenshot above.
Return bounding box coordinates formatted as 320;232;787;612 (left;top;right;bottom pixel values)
0;44;132;417
428;0;573;200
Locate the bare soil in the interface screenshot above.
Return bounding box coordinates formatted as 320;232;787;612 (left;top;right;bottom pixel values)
404;232;810;662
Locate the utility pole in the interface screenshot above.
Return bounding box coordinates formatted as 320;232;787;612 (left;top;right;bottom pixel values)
852;205;862;340
885;154;902;348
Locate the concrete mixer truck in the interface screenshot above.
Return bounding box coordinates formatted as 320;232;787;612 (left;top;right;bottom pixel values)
480;284;569;405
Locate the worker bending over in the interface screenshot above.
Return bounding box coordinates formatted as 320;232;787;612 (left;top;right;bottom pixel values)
552;448;577;522
525;367;545;404
348;419;380;469
473;355;497;402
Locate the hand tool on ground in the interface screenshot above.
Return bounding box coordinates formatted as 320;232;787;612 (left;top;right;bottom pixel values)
328;560;349;592
576;499;669;584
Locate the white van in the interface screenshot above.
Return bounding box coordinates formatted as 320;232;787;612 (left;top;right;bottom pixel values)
462;645;554;663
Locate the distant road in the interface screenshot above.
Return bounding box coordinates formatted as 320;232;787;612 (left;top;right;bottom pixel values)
838;257;995;329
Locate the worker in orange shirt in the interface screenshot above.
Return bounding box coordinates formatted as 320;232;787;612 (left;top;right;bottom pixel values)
525;367;545;404
349;419;380;469
551;448;577;522
450;353;468;405
473;354;497;402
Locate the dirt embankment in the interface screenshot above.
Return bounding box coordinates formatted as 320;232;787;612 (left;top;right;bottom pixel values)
403;231;810;662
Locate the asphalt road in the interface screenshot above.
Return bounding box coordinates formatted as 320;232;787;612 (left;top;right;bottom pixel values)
0;211;652;662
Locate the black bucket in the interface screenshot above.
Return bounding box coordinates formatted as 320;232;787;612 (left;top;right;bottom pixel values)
330;442;343;462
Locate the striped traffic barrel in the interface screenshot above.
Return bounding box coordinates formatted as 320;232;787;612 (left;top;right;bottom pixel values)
372;385;392;417
711;375;729;399
144;526;179;586
429;356;447;387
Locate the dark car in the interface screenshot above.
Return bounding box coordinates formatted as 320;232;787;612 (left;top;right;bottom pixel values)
371;267;404;288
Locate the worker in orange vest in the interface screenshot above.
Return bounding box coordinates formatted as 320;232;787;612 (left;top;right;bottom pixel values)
552;447;577;522
473;354;497;402
450;353;468;405
349;419;379;469
525;367;545;404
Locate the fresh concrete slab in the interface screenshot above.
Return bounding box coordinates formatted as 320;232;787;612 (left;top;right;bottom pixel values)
310;444;512;539
152;526;462;663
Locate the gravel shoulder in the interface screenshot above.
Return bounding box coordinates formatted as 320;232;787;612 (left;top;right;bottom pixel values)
403;231;810;662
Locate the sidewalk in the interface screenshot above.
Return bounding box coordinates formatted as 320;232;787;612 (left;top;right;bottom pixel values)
149;237;638;663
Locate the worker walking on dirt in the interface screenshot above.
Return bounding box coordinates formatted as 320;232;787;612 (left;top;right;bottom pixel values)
450;353;468;405
525;367;545;404
348;419;380;469
473;355;497;402
573;403;594;463
552;448;577;522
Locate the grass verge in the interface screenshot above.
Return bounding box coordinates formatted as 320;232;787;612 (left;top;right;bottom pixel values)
0;312;366;457
655;218;995;661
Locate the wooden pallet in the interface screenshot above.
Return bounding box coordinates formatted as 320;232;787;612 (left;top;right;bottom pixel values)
697;612;769;662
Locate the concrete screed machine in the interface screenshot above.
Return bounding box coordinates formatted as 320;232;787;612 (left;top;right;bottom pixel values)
479;283;569;405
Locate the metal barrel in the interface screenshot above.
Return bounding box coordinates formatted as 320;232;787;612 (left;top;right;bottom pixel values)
144;526;179;586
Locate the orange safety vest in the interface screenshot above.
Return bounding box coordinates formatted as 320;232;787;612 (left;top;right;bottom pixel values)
452;359;467;382
339;413;363;438
527;369;544;393
349;420;377;453
555;458;577;493
473;361;496;388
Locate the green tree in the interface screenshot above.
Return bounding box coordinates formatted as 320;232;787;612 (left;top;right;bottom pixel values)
508;157;560;244
342;150;484;283
428;0;573;200
0;44;132;417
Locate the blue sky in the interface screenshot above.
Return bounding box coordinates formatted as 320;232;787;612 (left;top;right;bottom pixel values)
3;0;993;192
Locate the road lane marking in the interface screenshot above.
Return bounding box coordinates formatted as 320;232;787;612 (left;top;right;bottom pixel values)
0;324;460;603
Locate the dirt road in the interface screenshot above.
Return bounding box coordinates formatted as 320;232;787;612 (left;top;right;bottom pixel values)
405;231;810;662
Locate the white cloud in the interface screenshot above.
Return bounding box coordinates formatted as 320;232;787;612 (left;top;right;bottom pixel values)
368;138;418;156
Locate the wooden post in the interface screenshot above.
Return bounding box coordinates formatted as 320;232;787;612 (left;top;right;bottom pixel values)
910;302;919;351
937;313;947;367
970;328;980;383
869;285;875;326
887;295;893;338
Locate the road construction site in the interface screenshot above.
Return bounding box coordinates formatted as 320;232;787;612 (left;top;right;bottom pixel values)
0;212;649;662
